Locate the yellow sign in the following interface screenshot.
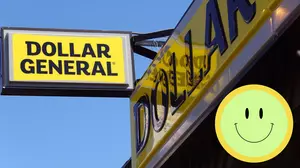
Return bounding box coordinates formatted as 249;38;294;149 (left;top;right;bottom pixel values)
1;28;134;97
215;84;293;163
130;0;282;167
11;34;125;83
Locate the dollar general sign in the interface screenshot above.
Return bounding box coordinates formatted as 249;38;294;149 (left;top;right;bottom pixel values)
1;27;135;97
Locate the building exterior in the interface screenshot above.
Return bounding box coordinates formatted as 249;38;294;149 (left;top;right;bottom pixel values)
125;0;300;167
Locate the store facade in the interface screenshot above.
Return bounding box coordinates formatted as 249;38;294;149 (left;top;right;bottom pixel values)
126;0;300;167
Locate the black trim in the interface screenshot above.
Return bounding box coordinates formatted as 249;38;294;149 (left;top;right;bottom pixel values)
132;29;173;43
121;158;131;168
131;29;173;60
132;45;157;60
1;87;133;98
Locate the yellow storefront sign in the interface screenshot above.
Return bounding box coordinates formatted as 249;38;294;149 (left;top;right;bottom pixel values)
11;34;125;83
1;28;134;97
130;0;282;167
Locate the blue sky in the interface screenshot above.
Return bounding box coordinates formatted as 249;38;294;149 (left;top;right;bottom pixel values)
0;0;191;168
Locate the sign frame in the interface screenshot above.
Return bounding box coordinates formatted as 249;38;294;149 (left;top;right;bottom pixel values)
1;27;136;97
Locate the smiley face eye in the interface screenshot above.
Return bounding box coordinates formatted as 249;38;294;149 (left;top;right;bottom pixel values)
245;108;249;119
259;108;263;119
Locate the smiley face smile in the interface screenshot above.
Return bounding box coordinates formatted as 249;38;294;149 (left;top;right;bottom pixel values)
234;123;274;143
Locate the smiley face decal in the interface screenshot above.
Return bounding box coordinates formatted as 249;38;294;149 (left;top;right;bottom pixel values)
215;84;293;163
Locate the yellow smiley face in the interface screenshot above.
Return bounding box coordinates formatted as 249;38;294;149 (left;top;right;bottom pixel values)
215;84;293;163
